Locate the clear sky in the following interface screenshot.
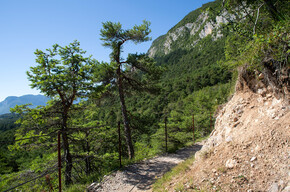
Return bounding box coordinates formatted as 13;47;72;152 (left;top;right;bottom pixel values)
0;0;213;102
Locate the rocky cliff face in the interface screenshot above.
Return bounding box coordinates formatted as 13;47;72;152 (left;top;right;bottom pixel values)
148;5;235;58
165;69;290;191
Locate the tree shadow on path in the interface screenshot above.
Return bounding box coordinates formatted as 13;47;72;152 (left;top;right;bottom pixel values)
123;144;202;191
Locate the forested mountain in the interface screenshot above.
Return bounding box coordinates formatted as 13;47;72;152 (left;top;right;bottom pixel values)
0;94;49;115
0;1;234;191
1;0;288;191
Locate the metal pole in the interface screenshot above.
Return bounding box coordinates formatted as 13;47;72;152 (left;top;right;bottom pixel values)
165;117;168;153
58;131;62;192
192;114;195;143
118;121;122;168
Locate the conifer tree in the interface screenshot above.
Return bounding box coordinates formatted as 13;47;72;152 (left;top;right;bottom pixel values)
14;40;97;185
100;20;162;159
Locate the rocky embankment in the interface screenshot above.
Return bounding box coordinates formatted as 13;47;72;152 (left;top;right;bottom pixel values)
165;71;290;192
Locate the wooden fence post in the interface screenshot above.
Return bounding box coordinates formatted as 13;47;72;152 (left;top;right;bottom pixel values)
165;116;168;153
192;114;195;143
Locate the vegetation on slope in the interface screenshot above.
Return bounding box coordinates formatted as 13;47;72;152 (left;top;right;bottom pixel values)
3;0;288;191
152;0;289;190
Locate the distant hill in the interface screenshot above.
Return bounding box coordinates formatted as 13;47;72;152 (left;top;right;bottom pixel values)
0;95;49;115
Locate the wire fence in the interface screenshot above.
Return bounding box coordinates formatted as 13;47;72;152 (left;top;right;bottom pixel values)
0;130;89;192
3;167;58;192
1;143;96;192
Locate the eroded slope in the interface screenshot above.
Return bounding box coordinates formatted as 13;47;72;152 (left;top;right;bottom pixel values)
164;75;290;192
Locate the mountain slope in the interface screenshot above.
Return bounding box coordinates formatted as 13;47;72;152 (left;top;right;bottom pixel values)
160;69;290;191
146;0;232;101
148;0;225;58
150;0;290;191
0;94;49;115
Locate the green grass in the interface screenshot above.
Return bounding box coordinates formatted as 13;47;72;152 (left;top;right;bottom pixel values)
63;184;87;192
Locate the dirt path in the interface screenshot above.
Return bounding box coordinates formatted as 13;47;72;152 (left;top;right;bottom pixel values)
87;144;202;192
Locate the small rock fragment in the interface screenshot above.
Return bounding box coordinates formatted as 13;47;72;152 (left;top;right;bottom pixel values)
258;73;264;80
268;182;279;192
225;159;237;169
250;157;257;162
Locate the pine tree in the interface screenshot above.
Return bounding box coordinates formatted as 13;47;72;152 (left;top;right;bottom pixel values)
99;20;162;159
14;40;97;185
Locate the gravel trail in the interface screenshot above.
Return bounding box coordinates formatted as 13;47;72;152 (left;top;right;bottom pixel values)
88;144;202;192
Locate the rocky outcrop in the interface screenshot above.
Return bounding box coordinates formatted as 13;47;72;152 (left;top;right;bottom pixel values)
148;10;234;57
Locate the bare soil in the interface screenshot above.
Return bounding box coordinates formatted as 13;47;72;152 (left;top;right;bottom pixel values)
163;80;290;192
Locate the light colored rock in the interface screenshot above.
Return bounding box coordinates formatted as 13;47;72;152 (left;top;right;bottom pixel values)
282;186;290;192
250;157;257;162
259;73;264;80
225;159;237;169
226;136;233;143
148;46;157;58
255;145;260;151
268;183;279;192
185;23;194;29
199;22;214;39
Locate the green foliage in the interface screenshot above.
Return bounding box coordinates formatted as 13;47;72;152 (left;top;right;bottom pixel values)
0;113;20;132
223;20;289;73
27;40;97;99
99;20;164;160
224;0;289;22
63;184;87;192
100;20;151;47
0;114;21;174
151;83;232;152
6;0;288;190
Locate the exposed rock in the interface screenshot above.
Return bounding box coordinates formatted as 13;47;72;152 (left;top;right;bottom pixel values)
199;22;214;39
148;46;157;58
268;183;279;192
250;157;257;162
282;186;290;192
259;73;265;80
165;74;290;191
225;136;233;143
225;159;237;169
149;10;233;57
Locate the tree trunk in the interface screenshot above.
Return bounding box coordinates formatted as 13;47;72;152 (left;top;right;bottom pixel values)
62;111;73;185
117;67;134;159
85;131;91;175
62;132;73;185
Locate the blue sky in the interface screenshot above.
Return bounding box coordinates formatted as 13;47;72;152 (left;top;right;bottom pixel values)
0;0;213;102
